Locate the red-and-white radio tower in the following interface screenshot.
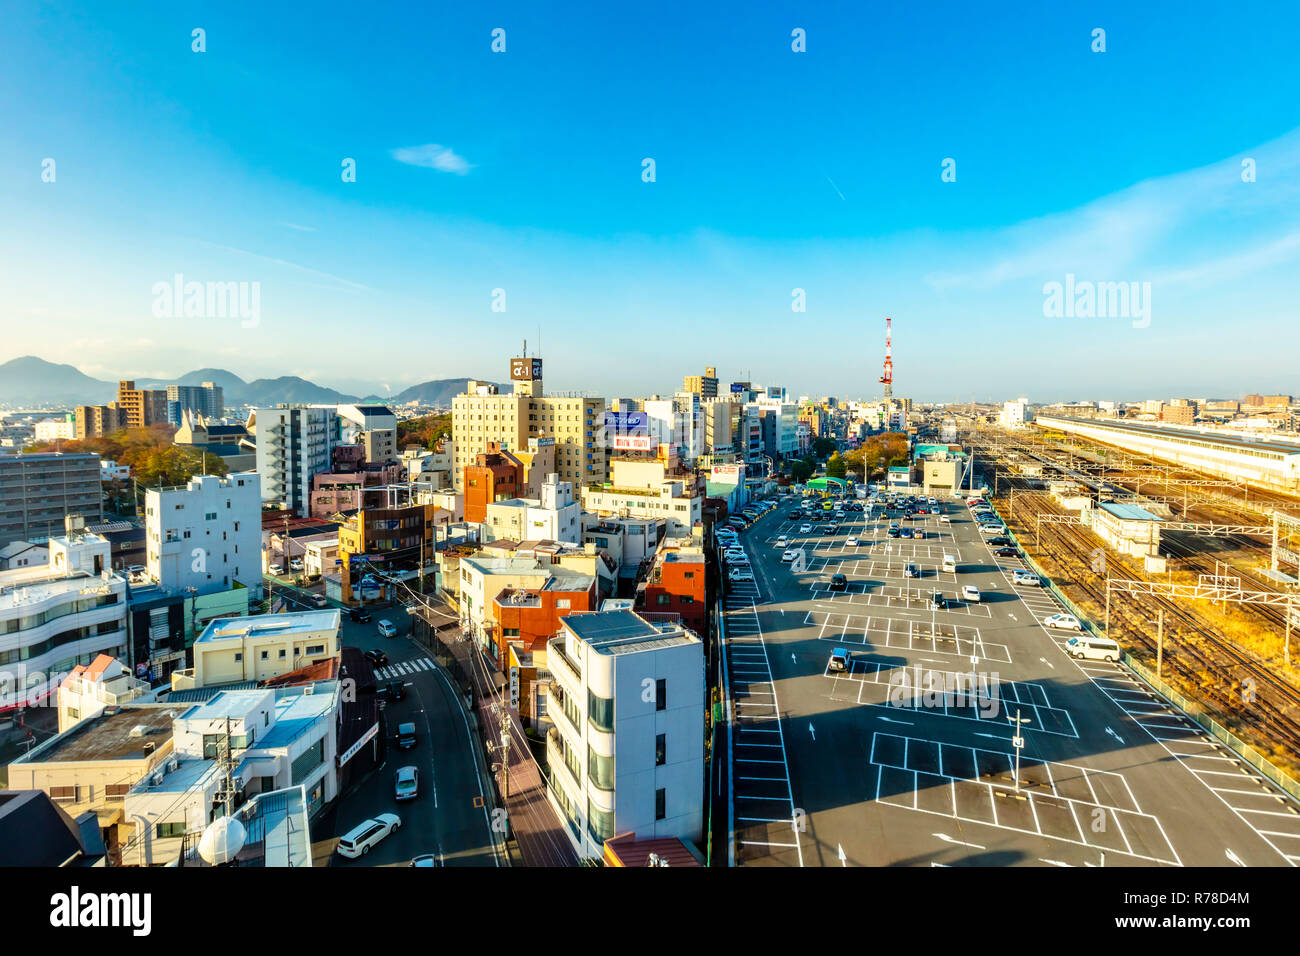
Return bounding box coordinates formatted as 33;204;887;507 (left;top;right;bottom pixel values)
878;316;894;399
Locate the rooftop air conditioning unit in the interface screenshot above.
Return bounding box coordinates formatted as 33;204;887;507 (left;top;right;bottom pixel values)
165;756;179;773
150;772;164;787
128;724;148;737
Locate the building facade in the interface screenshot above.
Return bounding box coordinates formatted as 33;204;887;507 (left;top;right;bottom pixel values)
251;405;339;517
144;472;263;598
0;452;103;550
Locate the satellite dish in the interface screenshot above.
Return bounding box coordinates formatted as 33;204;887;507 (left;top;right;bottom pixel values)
198;815;247;865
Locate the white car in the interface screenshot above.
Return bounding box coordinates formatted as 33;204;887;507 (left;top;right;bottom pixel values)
845;536;859;547
336;813;401;859
725;550;750;565
1044;613;1082;631
800;524;813;533
268;564;284;576
939;515;950;524
1012;570;1041;587
729;568;755;582
961;585;981;603
775;536;790;548
289;558;304;571
377;619;398;638
781;549;799;562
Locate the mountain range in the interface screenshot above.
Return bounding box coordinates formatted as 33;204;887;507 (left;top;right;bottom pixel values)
0;356;496;410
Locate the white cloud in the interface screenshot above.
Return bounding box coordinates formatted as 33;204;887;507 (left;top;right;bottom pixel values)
275;221;317;232
390;144;473;175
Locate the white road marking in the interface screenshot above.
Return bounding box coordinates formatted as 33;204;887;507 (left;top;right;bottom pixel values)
934;832;985;850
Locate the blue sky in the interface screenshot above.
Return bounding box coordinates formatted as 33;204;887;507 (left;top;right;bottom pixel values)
2;0;1298;402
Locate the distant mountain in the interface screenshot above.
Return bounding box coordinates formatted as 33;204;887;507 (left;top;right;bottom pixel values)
0;356;114;405
0;356;494;411
386;378;502;407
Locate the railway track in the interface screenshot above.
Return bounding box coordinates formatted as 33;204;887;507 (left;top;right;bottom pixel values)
992;478;1300;763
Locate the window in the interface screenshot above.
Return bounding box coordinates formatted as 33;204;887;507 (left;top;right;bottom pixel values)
291;738;325;784
655;787;666;821
587;688;614;732
156;820;187;839
656;733;666;766
50;786;78;802
279;648;286;658
260;650;269;660
105;784;131;798
656;678;666;711
587;745;614;791
305;644;325;656
233;652;242;662
202;733;222;759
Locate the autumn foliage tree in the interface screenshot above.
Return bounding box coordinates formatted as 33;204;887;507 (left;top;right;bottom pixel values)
27;423;227;489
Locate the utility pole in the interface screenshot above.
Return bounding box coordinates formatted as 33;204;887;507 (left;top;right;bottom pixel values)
1008;709;1032;792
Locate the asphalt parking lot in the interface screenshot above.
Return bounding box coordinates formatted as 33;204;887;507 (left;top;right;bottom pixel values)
721;490;1300;867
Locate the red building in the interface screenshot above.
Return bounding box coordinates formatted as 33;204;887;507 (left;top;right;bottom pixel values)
492;576;598;672
637;539;707;636
464;444;523;523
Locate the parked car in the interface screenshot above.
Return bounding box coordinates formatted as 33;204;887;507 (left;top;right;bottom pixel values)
378;619;398;638
961;585;981;603
364;649;389;667
904;562;920;578
929;591;945;610
830;573;848;591
394;766;419;801
725;550;750;565
781;549;799;562
410;854;440;867
268;563;284;576
289;558;304;571
987;536;1012;547
827;647;851;672
729;568;755;582
1045;613;1083;631
800;524;813;533
846;536;859;547
1066;635;1120;662
993;546;1019;557
1012;570;1042;587
775;535;790;548
336;813;401;859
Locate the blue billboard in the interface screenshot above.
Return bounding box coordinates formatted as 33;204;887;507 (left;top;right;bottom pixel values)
604;411;648;435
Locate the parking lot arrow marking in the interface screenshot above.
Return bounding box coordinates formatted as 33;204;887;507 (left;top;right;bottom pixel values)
877;715;913;726
1039;858;1071;867
838;844;847;866
1008;613;1017;621
934;833;984;850
1039;657;1055;670
1226;849;1245;867
1104;727;1123;744
809;722;816;741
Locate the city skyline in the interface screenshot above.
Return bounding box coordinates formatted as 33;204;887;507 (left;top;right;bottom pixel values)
3;2;1298;399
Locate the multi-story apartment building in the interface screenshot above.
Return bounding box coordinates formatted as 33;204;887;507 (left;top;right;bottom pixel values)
333;404;399;465
166;382;225;427
115;381;168;430
635;537;707;636
0;452;103;549
144;472;263;598
482;473;582;544
251;405;339;516
0;524;127;710
34;417;76;442
73;404;118;439
682;366;719;399
582;455;702;537
464;446;523;524
545;609;704;860
337;503;440;603
451;354;607;492
701;397;737;455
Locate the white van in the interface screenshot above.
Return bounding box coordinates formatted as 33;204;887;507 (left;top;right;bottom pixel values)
336;813;401;859
942;554;957;574
1066;635;1121;662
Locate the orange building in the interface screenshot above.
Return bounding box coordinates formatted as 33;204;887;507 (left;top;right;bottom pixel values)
464;444;523;523
637;538;707;636
492;575;598;671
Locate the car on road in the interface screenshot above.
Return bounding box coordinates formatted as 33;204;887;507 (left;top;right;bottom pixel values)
904;562;920;578
349;608;373;623
394;765;419;802
397;722;418;749
827;647;851;672
774;535;790;548
336;813;401;859
1045;613;1083;631
846;536;859;547
800;524;813;533
961;585;981;603
387;680;406;700
729;568;754;582
364;649;389;667
411;854;440;867
782;548;800;562
830;573;848;591
378;619;398;638
993;546;1019;557
1012;570;1042;587
1066;635;1120;662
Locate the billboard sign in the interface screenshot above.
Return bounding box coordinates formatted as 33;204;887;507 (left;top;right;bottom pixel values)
614;434;653;451
510;357;543;381
730;383;745;393
604;411;648;435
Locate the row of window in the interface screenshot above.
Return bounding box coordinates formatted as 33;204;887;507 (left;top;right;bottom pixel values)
0;592;120;635
0;619;122;666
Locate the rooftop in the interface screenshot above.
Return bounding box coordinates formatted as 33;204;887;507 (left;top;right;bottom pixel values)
18;706;185;764
561;610;697;654
1099;501;1163;522
196;609;340;643
1040;415;1300;457
0;569;121;613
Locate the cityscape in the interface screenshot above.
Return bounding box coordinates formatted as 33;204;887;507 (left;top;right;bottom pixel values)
3;0;1297;934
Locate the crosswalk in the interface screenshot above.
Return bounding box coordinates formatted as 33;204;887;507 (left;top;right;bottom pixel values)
374;657;436;681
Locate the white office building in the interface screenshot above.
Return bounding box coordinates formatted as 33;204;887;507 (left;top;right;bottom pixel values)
545;610;704;860
482;473;582;544
1000;397;1033;429
145;473;263;599
251;405;339;516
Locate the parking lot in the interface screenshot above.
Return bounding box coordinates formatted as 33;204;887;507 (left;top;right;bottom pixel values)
721;487;1300;867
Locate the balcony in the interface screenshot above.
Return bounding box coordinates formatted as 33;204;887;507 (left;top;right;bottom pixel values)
546;728;581;789
547;636;581;688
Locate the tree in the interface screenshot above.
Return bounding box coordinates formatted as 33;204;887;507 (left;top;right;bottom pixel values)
789;458;814;484
812;436;837;460
826;453;847;481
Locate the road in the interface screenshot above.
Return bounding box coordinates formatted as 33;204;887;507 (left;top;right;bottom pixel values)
310;607;503;867
723;490;1300;867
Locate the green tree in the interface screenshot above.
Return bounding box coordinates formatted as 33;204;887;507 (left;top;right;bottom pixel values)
789;458;814;483
826;453;847;480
